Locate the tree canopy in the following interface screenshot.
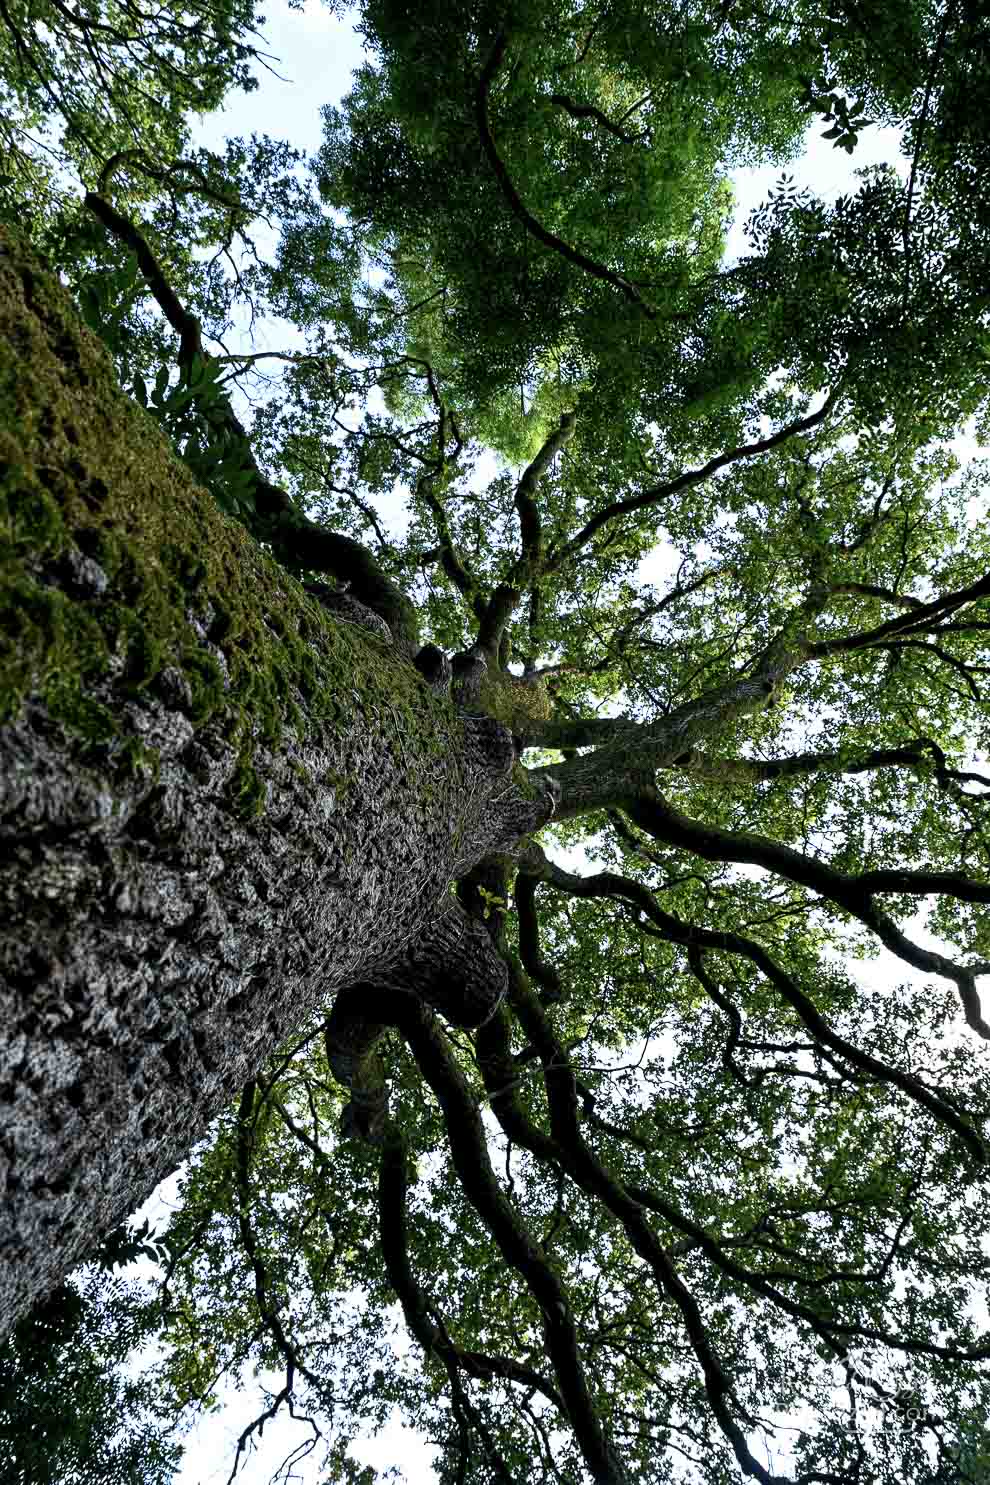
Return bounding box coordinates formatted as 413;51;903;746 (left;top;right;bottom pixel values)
4;0;990;1481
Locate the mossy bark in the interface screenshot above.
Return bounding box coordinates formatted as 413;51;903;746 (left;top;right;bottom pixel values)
0;231;547;1336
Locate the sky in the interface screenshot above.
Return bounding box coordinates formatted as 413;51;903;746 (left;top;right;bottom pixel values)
115;4;983;1482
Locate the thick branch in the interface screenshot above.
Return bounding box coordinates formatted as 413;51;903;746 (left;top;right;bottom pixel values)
515;874;564;1004
412;366;487;622
666;738;971;787
548;94;644;144
389;995;630;1485
419;468;482;612
85;188;201;367
525;667;793;815
475;1004;564;1170
324;897;511;1138
806;567;990;661
472;939;790;1484
476;582;524;661
512;410;576;576
474;412;578;656
377;1124;566;1416
381;894;511;1027
826;581;925;610
448;420;559;662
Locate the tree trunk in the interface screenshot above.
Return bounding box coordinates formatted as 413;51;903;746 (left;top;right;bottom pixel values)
0;231;546;1336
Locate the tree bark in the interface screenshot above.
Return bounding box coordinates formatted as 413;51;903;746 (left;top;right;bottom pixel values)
0;231;547;1336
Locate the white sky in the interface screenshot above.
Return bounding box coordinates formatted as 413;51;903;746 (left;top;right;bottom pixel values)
123;5;984;1482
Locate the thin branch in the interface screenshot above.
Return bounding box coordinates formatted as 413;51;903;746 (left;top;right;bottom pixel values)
527;566;721;681
902;0;955;306
83;192;420;651
548;93;645;144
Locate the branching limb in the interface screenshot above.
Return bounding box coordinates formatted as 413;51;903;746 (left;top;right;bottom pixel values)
410;360;487;622
85;188;202;368
378;1123;566;1419
419;465;483;614
628;793;990;1041
228;1081;328;1482
489;958;790;1484
382;894;511;1028
474;405;578;659
877;637;985;704
325;896;510;1139
623;1181;990;1364
545;387;843;573
807;566;990;661
475;1003;566;1169
524;565;721;683
485;929;990;1387
96;148;245;213
476;32;657;317
528;848;986;1162
548;93;646;144
323;988;390;1143
511;411;576;578
688;946;867;1095
515;873;564;1005
378;993;630;1485
665;737;986;788
525;667;796;814
826;580;925;610
468;872;814;1481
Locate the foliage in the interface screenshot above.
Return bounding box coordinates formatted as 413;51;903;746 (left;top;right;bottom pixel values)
0;0;263;217
0;0;315;402
133;352;261;520
0;1262;179;1484
5;0;990;1482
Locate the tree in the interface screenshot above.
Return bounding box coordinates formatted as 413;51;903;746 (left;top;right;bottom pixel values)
2;0;990;1481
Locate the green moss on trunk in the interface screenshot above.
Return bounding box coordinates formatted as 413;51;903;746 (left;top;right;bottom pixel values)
0;228;458;795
